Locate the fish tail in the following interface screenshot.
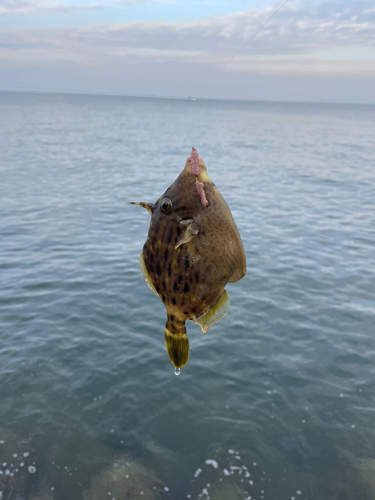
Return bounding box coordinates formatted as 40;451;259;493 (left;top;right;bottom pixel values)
165;326;189;368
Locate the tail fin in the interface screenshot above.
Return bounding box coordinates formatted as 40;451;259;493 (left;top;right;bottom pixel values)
165;328;189;368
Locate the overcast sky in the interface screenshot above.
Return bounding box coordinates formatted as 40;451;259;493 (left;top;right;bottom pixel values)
1;0;375;104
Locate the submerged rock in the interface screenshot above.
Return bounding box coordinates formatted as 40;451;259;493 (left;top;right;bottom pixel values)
186;445;259;500
205;482;248;500
0;427;37;500
82;456;163;500
38;430;117;499
29;495;55;500
359;458;375;492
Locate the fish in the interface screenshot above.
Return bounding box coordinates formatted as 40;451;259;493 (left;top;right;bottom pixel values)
127;148;246;369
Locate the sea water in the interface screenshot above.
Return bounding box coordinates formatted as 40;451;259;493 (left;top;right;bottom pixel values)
0;91;375;499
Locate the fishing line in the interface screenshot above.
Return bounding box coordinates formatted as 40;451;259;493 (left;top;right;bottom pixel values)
192;0;289;101
189;0;288;147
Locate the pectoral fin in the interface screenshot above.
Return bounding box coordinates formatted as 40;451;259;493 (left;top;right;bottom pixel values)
139;252;159;296
191;290;230;333
175;223;199;250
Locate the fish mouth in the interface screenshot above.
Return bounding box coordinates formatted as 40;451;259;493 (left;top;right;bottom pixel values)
185;148;206;176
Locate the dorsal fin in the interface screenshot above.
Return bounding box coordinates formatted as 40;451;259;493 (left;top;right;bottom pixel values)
126;202;154;215
191;290;230;333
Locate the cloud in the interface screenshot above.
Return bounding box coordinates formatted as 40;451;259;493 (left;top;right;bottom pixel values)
0;0;374;102
2;0;374;51
0;0;170;16
0;0;104;16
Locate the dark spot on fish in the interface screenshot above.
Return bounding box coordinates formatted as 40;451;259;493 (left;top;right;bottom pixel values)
168;263;171;277
177;227;181;237
173;282;178;292
155;223;160;234
178;275;182;284
183;283;189;293
167;227;173;244
149;264;154;273
189;278;193;283
161;294;166;302
170;315;174;322
172;297;176;305
156;263;161;276
155;284;160;294
195;273;199;283
162;281;166;290
164;250;169;262
185;256;190;270
150;253;154;263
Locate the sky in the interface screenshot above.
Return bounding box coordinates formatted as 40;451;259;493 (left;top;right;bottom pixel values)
1;0;375;104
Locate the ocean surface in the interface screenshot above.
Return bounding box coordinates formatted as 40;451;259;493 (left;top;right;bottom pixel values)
0;91;375;500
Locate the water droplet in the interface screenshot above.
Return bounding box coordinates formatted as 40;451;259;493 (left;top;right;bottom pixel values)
174;368;181;376
28;466;36;474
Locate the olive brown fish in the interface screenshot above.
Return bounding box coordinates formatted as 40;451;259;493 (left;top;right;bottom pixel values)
127;148;246;369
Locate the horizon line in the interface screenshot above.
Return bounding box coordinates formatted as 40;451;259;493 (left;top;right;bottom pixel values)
0;85;374;108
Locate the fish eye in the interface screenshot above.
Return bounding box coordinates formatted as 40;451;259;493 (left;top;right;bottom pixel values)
160;198;172;214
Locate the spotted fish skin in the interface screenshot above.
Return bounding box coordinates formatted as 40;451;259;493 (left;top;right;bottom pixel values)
129;150;246;368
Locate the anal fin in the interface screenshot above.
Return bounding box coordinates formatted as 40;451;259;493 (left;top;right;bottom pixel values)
191;290;230;334
139;252;158;296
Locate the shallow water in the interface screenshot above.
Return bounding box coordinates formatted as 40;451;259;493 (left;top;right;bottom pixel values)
1;91;375;500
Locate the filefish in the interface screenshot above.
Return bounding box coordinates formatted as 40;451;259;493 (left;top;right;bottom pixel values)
128;148;246;369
